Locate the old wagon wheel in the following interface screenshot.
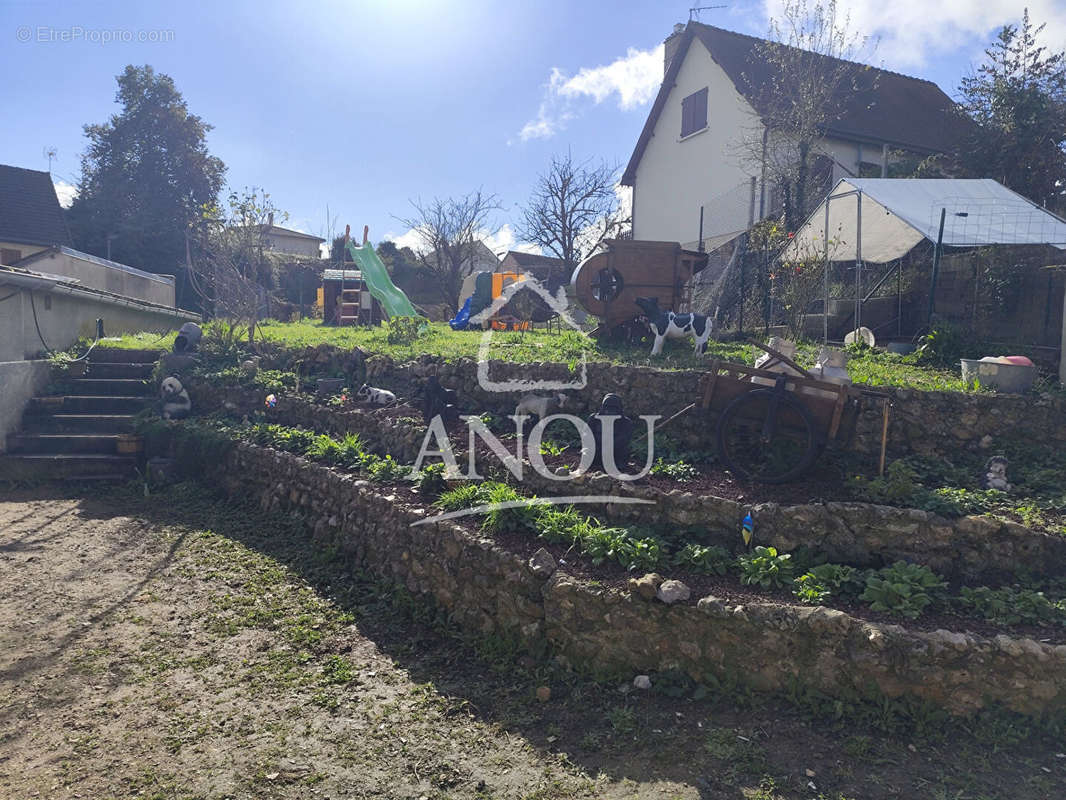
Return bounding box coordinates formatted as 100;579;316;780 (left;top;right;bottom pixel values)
716;380;818;483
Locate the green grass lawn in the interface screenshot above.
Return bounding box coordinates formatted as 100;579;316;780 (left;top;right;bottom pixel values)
102;318;983;391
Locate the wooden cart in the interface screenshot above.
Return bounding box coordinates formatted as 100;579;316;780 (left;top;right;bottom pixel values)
697;359;859;483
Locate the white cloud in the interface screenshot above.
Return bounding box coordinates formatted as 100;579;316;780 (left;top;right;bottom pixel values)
53;179;77;208
519;44;664;141
761;0;1066;71
383;226;432;254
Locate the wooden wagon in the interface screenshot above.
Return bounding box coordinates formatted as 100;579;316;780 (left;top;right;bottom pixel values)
691;346;887;483
572;239;708;330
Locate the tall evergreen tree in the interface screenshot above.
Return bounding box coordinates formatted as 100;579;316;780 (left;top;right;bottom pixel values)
957;10;1066;211
66;65;226;306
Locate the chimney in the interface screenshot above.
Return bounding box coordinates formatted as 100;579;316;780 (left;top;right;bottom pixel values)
267;212;274;228
664;22;686;78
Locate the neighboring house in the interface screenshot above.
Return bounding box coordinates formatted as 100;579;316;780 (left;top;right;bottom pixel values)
258;214;325;259
622;22;969;252
0;163;73;265
499;251;568;288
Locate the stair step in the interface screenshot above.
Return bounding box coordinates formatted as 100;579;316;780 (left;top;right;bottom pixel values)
67;378;152;396
29;395;153;414
0;453;137;481
7;433;124;455
84;362;155;379
21;414;137;434
88;347;162;364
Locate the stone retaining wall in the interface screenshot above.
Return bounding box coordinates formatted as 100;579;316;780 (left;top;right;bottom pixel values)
185;382;1066;584
173;433;1066;718
356;353;1066;461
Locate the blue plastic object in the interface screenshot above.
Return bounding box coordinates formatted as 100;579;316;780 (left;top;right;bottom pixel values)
449;295;474;330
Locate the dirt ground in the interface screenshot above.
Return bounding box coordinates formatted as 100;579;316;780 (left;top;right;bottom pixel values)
0;483;1063;800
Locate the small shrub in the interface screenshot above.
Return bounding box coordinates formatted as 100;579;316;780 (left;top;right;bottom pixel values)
383;316;422;345
847;461;920;505
363;454;409;483
414;463;448;498
956;586;1066;627
860;561;946;619
674;543;731;575
736;546;795;589
649;458;700;481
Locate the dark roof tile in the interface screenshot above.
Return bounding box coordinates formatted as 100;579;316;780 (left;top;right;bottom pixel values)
0;164;72;247
623;23;970;185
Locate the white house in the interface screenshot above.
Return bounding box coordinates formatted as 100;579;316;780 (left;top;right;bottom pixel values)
622;22;969;252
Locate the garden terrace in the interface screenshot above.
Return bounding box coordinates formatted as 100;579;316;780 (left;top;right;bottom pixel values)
140;415;1066;722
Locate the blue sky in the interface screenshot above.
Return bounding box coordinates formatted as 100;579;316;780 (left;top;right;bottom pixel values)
2;0;1063;258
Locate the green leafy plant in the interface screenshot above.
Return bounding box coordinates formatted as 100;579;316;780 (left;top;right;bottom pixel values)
736;546;795;589
956;585;1066;627
674;543;731;575
383;316;422;345
413;463;448;498
861;561;946;619
363;454;409;483
649;458;700;481
538;439;569;457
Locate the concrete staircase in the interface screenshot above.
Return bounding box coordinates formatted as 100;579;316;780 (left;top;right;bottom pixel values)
0;348;160;481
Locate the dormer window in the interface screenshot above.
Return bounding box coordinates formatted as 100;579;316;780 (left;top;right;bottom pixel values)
681;88;708;137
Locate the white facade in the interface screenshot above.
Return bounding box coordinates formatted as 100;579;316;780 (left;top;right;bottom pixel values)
632;37;759;250
629;34;909;250
263;227;324;259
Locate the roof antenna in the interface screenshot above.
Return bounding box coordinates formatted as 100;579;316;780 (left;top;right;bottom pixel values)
43;146;57;172
689;5;726;22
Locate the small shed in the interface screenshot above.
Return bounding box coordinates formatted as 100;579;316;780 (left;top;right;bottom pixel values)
319;269;382;326
784;179;1066;372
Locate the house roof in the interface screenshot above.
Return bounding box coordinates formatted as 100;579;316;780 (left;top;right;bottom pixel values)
502;250;566;270
622;23;969;186
15;245;176;285
259;224;325;242
0;164;73;248
322;269;363;282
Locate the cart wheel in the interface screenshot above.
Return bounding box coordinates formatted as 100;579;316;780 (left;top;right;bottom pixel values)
716;387;818;483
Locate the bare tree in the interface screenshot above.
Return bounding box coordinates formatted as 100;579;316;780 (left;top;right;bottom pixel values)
395;190;502;313
518;153;629;273
186;187;286;345
740;0;875;229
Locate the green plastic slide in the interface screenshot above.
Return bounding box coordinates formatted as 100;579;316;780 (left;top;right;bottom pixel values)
344;237;421;320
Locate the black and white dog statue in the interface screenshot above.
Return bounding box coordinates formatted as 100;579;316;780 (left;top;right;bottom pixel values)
634;296;713;356
357;383;397;406
160;376;191;420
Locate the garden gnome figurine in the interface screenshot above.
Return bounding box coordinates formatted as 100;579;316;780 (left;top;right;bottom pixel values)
586;393;634;472
982;456;1012;492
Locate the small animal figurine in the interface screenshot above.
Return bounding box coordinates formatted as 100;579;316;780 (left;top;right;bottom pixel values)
586;393;634;472
422;375;459;424
634;296;712;356
356;383;397;406
160;376;191;420
982;456;1012;492
514;392;567;423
